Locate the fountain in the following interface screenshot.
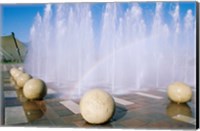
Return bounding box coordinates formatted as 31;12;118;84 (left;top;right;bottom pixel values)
24;3;196;98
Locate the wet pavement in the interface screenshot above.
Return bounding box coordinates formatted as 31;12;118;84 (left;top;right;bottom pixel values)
1;64;196;129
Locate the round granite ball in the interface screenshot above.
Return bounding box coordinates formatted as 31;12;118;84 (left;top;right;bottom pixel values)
167;82;192;104
18;67;24;71
23;79;47;100
10;68;19;77
80;88;115;124
16;73;32;88
13;70;23;81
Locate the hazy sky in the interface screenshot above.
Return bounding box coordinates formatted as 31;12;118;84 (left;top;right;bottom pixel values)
1;2;196;43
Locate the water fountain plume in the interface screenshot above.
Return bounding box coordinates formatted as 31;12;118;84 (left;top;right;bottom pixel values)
25;3;196;98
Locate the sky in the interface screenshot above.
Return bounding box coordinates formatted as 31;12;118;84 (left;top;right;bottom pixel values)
0;2;196;43
1;4;45;43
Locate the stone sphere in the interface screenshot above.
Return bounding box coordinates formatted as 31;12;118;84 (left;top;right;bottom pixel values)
23;79;47;100
13;70;23;81
10;68;19;77
16;73;32;88
167;82;192;103
80;88;115;124
18;67;24;71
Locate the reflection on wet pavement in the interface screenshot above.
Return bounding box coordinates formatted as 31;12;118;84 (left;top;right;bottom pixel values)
166;102;192;118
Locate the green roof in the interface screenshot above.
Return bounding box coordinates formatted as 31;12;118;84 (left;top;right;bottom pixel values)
0;35;27;62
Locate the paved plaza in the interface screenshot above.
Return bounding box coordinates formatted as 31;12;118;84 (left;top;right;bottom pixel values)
2;64;196;129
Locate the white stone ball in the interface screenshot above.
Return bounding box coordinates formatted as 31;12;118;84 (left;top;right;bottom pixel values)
23;79;47;100
167;82;192;103
18;67;23;71
80;88;115;124
10;68;19;77
16;73;32;88
13;70;23;81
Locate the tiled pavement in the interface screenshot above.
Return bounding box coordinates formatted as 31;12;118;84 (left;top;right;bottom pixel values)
1;64;197;129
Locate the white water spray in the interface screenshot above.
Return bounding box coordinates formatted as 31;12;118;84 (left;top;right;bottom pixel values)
25;3;196;97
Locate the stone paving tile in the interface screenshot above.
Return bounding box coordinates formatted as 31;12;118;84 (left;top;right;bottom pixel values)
60;100;80;114
113;97;134;105
55;109;74;117
3;84;15;90
4;90;17;98
44;98;64;104
111;122;125;128
45;94;61;100
120;119;147;128
145;119;195;129
117;94;141;101
3;79;11;84
134;92;163;99
126;103;143;110
43;105;60;120
47;88;57;94
30;119;54;127
172;114;196;125
74;120;113;128
4;98;22;107
5;106;28;125
62;114;84;124
47;101;62;107
12;122;32;126
51;104;68;111
48;118;67;126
